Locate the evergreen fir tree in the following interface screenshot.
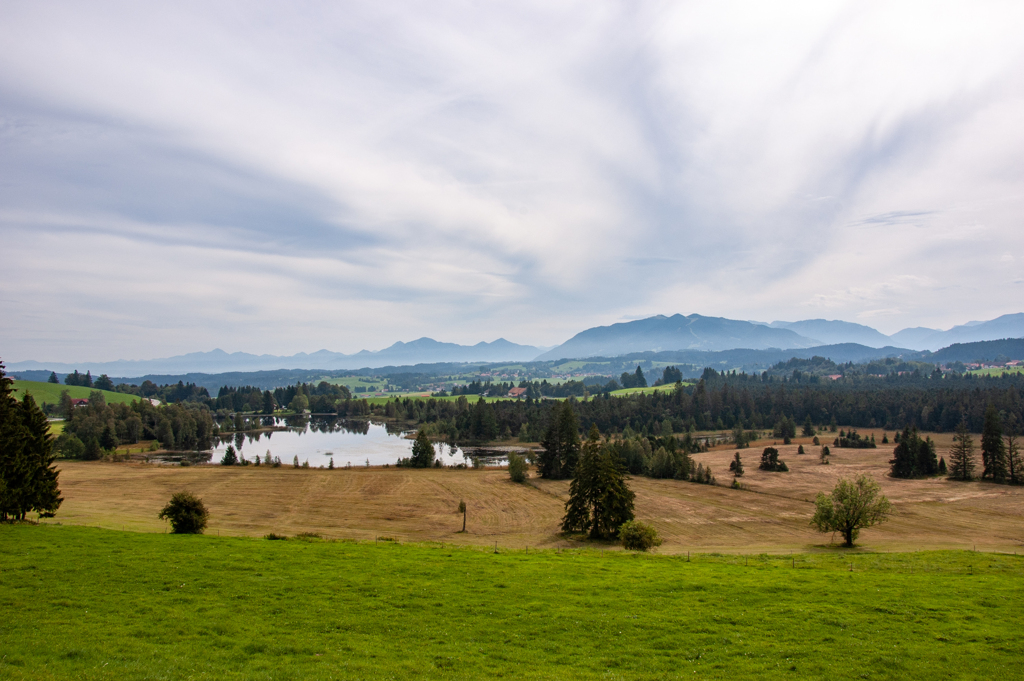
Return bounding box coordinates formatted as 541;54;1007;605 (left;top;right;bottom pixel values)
0;363;62;520
889;427;937;478
0;371;33;520
561;425;635;539
220;445;238;466
47;372;59;384
100;424;118;451
981;404;1007;482
729;452;744;477
1005;415;1021;485
538;401;581;479
20;395;62;517
947;418;976;481
410;431;435;468
802;415;815;437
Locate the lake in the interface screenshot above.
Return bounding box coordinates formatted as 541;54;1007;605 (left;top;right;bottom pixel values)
209;417;505;468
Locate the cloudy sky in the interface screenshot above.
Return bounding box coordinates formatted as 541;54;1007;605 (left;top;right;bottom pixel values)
2;1;1023;362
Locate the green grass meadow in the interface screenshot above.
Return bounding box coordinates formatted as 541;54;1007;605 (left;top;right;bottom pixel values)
967;366;1024;377
11;380;139;407
2;525;1022;679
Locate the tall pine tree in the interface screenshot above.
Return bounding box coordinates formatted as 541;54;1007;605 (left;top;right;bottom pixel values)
538;401;581;479
947;417;976;481
561;425;635;539
981;404;1007;482
1005;414;1021;485
889;427;938;478
0;361;62;520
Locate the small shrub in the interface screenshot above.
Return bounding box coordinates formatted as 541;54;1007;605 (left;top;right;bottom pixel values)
265;532;288;540
619;520;663;551
508;452;528;483
295;532;322;542
797;444;805;455
158;491;209;534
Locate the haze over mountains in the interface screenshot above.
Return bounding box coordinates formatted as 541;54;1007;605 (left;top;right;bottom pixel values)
7;338;546;376
7;313;1023;377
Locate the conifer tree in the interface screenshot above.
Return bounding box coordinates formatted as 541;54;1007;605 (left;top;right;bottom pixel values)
561;425;635;539
889;427;937;478
1005;415;1021;485
100;424;118;452
220;445;238;466
20;395;63;517
47;372;59;384
410;431;435;468
0;362;62;520
947;418;976;481
538;401;581;479
729;452;744;477
981;404;1007;482
802;415;815;437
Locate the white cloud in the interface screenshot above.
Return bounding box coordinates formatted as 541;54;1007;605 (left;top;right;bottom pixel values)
1;1;1022;361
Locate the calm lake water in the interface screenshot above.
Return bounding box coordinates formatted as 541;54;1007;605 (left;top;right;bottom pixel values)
209;417;493;468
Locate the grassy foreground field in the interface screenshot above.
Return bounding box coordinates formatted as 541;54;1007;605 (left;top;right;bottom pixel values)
1;524;1022;680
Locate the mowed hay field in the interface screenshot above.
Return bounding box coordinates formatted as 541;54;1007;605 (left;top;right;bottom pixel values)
51;429;1024;552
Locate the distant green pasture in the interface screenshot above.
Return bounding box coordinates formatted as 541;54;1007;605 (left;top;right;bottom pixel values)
968;366;1024;377
11;380;139;407
609;383;683;397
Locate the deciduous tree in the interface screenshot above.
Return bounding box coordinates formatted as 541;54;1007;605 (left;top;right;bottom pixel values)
811;475;893;547
158;491;209;534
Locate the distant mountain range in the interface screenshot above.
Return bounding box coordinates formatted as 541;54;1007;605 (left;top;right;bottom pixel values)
6;338;546;376
539;313;1024;360
534;314;819;361
7;312;1023;376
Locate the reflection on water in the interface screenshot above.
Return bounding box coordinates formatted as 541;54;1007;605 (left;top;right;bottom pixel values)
208;417;489;468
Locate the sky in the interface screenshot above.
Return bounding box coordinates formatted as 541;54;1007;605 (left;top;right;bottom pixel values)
2;1;1023;362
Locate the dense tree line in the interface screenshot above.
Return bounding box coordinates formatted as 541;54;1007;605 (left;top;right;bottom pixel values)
0;362;62;520
56;392;215;457
107;379;209;404
342;369;1024;451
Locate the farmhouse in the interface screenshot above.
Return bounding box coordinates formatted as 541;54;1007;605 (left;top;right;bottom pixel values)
507;387;527;399
71;398;89;408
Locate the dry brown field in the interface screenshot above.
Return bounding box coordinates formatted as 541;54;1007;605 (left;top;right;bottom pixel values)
49;430;1024;553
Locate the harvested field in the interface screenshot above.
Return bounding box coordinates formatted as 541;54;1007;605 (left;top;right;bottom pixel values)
51;429;1024;553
